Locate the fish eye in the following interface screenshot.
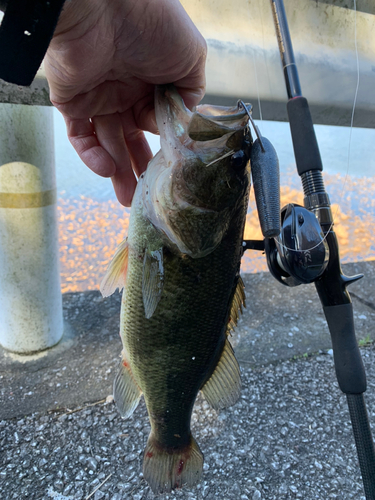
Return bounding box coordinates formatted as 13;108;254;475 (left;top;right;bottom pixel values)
230;150;248;170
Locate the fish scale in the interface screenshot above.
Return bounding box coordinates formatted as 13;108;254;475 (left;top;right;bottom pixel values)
122;201;246;448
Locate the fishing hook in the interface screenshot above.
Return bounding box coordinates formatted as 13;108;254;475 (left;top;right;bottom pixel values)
238;100;265;152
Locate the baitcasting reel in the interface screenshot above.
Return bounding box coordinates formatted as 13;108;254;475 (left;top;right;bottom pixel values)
265;203;329;287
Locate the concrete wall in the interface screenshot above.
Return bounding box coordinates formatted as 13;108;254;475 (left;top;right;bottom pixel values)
181;0;375;126
0;0;374;126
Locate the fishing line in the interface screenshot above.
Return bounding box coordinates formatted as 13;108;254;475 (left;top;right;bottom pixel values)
346;0;360;183
314;0;359;248
239;100;265;150
258;0;273;114
253;0;264;123
205;149;235;167
271;0;360;255
251;49;263;122
309;0;359;248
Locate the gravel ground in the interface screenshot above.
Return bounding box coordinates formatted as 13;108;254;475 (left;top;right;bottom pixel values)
1;346;374;500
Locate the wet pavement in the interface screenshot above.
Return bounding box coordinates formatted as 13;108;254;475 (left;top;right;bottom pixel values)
1;260;375;499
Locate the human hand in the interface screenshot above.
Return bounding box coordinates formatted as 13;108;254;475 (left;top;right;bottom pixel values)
45;0;206;206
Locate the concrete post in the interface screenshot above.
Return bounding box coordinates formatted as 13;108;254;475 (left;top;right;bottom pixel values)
0;104;63;353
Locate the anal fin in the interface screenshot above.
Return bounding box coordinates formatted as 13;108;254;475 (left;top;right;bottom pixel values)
113;359;142;419
201;339;241;410
143;433;203;493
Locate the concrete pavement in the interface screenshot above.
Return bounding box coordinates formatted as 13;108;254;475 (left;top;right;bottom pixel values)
1;260;374;499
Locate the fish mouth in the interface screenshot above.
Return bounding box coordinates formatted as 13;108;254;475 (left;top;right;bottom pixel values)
156;85;251;144
142;86;252;258
188;101;251;142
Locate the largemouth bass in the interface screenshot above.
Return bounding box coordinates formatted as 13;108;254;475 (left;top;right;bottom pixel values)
101;85;252;493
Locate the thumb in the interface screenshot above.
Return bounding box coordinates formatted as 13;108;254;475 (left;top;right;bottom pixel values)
174;53;207;110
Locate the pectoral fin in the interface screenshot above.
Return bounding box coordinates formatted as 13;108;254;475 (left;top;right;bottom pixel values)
142;248;164;319
113;359;142;419
100;238;129;297
201;339;241;410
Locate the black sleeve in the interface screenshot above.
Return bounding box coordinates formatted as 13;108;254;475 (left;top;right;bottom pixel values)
0;0;66;86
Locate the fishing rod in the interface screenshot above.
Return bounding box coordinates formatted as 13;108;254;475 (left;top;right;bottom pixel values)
242;1;375;497
250;1;375;497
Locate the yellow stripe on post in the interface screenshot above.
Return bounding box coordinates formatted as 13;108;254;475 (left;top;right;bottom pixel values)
0;189;56;208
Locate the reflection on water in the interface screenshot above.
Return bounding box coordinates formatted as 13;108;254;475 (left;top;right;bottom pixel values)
242;172;375;273
58;199;130;294
58;171;375;293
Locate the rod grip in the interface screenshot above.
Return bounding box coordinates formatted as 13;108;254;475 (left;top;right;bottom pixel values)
323;303;366;394
287;97;323;176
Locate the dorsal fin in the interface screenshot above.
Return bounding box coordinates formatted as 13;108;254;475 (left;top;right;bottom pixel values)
100;238;129;297
200;277;245;410
226;276;246;335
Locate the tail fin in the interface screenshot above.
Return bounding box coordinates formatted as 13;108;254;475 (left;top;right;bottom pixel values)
143;434;203;493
